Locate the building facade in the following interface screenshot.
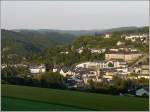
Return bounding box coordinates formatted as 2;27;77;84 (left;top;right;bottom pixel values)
105;52;142;62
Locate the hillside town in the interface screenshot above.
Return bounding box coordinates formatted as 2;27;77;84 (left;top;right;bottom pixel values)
1;32;149;97
1;1;149;111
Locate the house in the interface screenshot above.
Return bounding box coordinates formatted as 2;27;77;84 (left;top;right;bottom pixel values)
75;67;100;84
106;60;127;68
59;68;67;77
98;62;108;69
133;67;141;74
59;67;73;77
104;33;111;38
116;41;125;46
116;67;128;73
138;75;149;79
141;65;149;75
76;62;91;68
29;65;46;74
74;67;97;78
65;76;84;88
90;49;101;54
136;88;149;96
121;34;126;38
141;69;149;75
125;35;136;42
65;78;77;88
53;67;58;72
82;76;89;84
1;64;28;69
83;75;100;84
76;61;108;69
80;68;97;76
133;65;149;77
76;47;84;54
103;72;114;81
60;51;69;54
127;75;138;80
119;47;130;51
76;60;127;70
125;34;148;42
141;35;149;44
122;47;139;52
130;49;138;52
101;48;106;53
87;70;97;77
114;66;129;78
52;66;61;73
1;64;7;69
113;61;128;68
90;48;106;54
109;48;119;52
105;51;142;62
102;68;117;80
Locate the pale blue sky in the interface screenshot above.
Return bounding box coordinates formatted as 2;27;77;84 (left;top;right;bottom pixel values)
1;1;149;30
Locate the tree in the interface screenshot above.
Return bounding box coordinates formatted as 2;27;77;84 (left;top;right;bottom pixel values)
16;66;30;78
87;79;95;89
123;79;137;92
1;66;30;79
108;62;114;67
1;66;17;78
40;72;65;88
80;48;91;61
137;78;149;86
129;73;138;79
113;77;125;91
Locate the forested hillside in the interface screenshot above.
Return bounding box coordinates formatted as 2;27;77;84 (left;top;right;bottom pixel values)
29;26;148;66
1;29;76;64
1;26;148;64
1;29;75;56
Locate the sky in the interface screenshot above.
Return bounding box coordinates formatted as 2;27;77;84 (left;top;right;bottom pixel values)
1;1;149;30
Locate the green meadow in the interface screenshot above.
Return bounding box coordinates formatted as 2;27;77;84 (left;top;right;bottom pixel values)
1;84;149;111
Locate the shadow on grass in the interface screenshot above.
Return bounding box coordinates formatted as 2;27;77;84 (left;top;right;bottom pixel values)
2;96;97;111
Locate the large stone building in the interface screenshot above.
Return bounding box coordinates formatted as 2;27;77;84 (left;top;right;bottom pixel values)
105;51;143;62
76;61;108;69
29;65;46;74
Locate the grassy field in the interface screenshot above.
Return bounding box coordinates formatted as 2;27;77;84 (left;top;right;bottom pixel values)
2;96;86;111
1;84;149;111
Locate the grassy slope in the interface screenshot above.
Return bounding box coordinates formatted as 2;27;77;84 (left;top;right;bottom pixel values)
2;97;86;111
1;84;149;111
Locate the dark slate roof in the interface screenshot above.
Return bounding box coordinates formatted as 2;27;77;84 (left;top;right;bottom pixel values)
61;67;69;73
